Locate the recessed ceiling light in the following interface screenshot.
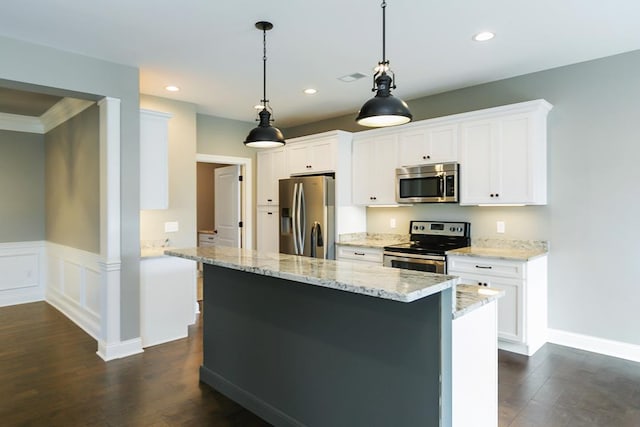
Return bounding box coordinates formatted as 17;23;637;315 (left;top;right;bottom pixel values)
473;31;495;42
303;88;317;95
165;85;180;92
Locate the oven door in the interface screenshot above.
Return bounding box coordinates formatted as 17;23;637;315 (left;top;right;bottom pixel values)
383;252;446;274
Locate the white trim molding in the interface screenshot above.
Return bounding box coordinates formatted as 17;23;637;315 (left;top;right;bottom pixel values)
196;153;253;250
0;112;44;133
0;241;46;306
46;242;102;338
0;97;94;134
548;328;640;363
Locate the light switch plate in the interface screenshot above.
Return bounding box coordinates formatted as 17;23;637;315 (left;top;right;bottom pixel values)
496;221;505;234
390;218;397;229
164;221;179;233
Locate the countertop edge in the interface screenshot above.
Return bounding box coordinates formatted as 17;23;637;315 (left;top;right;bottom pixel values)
165;248;456;303
453;285;505;319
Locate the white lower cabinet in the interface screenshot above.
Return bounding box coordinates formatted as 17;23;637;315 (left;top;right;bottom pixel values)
257;205;280;253
336;245;383;265
448;254;548;356
452;300;498;427
140;256;197;348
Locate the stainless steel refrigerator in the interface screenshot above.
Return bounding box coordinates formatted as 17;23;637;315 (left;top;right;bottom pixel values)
279;176;335;259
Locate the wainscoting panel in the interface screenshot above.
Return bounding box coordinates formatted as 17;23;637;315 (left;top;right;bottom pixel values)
46;242;101;339
0;241;46;306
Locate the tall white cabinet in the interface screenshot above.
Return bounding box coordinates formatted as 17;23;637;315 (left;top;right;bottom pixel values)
352;134;398;205
140;109;172;210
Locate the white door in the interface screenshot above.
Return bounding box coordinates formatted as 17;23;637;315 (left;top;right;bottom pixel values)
214;165;241;247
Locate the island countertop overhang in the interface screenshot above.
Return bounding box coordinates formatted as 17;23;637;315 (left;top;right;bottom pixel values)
165;246;458;303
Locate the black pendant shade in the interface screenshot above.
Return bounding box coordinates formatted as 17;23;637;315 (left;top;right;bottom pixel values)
244;108;285;148
356;1;412;127
244;21;285;148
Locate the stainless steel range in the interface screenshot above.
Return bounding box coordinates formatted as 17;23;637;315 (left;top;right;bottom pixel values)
383;220;470;274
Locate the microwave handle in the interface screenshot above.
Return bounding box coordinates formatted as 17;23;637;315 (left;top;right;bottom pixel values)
440;175;445;197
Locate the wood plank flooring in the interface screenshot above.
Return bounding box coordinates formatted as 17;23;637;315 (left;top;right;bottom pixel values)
1;301;639;426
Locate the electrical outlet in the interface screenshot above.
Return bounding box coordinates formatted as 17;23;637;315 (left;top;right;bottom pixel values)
496;221;505;234
390;218;397;229
164;221;179;233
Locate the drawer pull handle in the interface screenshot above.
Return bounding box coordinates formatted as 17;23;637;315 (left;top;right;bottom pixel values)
475;265;492;269
354;252;365;256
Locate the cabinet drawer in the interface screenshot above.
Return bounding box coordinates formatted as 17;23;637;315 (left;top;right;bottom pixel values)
336;246;383;264
199;233;217;246
447;256;523;279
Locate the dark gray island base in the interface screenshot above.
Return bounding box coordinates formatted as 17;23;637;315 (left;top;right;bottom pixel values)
200;263;452;427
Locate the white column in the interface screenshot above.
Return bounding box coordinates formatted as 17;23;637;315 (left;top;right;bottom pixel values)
96;97;141;361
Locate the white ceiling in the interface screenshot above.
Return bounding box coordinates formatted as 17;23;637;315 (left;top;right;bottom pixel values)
2;0;640;128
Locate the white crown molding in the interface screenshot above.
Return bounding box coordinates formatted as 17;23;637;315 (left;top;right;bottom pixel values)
0;112;44;133
41;97;95;133
0;97;95;134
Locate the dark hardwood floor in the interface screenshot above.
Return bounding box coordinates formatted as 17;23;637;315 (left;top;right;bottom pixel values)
1;302;639;426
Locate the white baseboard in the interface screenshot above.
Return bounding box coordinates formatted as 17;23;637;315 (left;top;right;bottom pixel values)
547;328;640;363
97;337;144;361
47;289;100;339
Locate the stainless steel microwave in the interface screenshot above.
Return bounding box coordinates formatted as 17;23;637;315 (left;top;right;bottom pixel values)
395;162;459;203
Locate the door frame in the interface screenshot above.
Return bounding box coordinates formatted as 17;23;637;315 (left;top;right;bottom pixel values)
195;154;253;250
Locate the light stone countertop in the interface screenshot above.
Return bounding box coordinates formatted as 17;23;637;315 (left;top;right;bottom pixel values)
165;246;457;303
141;247;174;259
446;246;547;262
454;285;505;319
336;233;409;249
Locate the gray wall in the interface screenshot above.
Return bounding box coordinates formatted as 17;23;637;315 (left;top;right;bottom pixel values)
45;105;100;253
0;130;45;242
196;114;257;245
139;95;197;249
0;35;141;340
284;50;640;347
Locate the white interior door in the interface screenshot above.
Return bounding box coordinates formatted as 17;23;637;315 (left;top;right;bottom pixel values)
214;165;241;247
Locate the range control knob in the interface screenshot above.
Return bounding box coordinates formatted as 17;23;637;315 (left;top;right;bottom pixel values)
420;225;425;230
449;227;455;231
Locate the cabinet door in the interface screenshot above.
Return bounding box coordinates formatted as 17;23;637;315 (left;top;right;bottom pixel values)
309;139;336;173
496;113;535;203
459;119;497;205
257;206;280;253
257;148;285;205
398;124;458;167
352;135;398;205
287;139;337;175
287;144;311;175
140;110;171;210
453;274;522;343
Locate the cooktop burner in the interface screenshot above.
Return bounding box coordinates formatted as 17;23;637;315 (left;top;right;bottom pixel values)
384;221;470;255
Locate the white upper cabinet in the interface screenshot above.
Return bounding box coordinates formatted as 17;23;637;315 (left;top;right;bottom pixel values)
256;147;286;205
397;123;458;167
140;109;172;210
287;136;336;175
352;134;398;205
459;100;552;205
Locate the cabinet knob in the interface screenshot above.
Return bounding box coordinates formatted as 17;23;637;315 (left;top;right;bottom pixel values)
490;194;494;197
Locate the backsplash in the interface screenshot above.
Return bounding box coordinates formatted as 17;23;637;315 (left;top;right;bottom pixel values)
471;238;549;252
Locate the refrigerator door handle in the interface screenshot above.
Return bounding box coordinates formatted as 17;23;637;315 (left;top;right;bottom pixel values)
292;183;299;255
298;183;306;253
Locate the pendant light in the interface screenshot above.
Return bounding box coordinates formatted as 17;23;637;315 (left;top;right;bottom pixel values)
244;21;286;148
356;1;412;127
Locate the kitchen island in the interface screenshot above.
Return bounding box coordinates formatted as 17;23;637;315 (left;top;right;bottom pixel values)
166;246;497;427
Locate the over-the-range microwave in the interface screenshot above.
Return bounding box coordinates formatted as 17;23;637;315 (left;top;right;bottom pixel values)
395;162;459;203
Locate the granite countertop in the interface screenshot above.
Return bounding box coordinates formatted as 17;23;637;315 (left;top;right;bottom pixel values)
336;232;409;249
165;246;457;303
141;247;174;259
446;246;547;261
454;285;505;319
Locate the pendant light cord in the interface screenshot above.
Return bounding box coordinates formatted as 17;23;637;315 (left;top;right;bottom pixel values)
381;0;386;64
262;26;267;107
